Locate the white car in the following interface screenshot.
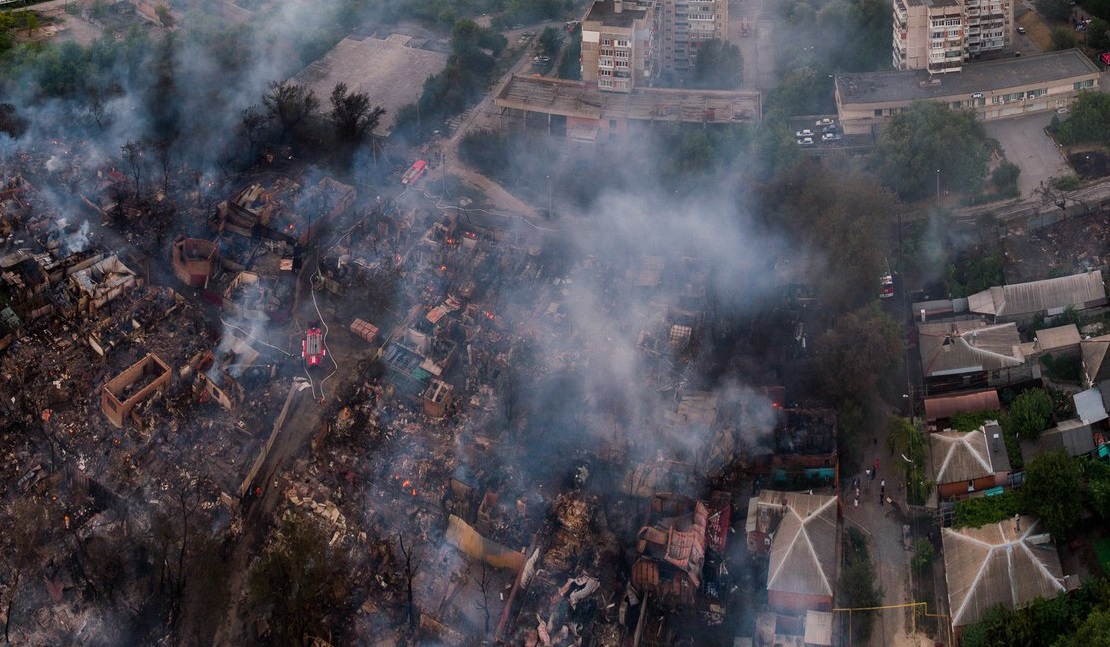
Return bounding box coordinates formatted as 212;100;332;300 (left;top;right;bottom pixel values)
1017;26;1026;34
815;118;835;127
821;132;842;142
795;129;814;138
796;137;814;146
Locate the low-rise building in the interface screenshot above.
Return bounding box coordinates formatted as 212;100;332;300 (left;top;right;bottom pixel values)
918;320;1032;395
930;424;1011;499
836;49;1100;135
942;516;1070;637
101;353;172;428
745;490;838;615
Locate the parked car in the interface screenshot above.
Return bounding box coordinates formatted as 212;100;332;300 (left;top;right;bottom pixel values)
815;118;835;127
796;137;814;146
822;124;841;133
1017;26;1026;34
795;129;814;138
821;132;842;142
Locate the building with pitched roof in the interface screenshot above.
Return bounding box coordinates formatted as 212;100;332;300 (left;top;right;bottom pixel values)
967;270;1106;324
1082;334;1110;388
930;424;1010;499
924;389;1000;429
745;490;839;614
918;320;1033;395
942;516;1069;633
1033;324;1082;357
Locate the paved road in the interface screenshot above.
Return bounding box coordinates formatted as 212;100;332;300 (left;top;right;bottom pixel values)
984;112;1071;199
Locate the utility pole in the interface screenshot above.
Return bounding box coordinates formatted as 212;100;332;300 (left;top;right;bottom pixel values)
935;169;941;206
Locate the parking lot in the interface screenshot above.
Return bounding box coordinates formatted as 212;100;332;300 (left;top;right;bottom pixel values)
984;112;1072;198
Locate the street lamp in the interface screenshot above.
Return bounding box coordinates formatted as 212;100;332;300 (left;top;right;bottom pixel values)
935;169;941;205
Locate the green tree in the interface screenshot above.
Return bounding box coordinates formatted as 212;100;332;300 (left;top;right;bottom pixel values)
1050;27;1080;50
1068;608;1110;646
1088;18;1110;50
1022;450;1082;539
839;558;883;642
873;101;993;200
760;162;893;308
991;160;1021;197
911;538;936;570
1036;0;1074;21
1054;91;1110;145
815;305;902;401
692;38;743;89
538;26;562;59
888;416;933;505
329;82;385;144
1007;388;1053;440
155;4;175;28
248;514;353;646
1085;459;1110;520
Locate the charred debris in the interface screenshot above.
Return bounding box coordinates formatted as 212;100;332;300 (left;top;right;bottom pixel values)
0;139;843;646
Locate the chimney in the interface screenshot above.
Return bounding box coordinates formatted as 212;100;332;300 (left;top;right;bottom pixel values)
614;0;623;13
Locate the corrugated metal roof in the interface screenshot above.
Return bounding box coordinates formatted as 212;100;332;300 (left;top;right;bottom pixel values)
918;321;1024;377
1034;324;1081;351
760;491;838;598
943;517;1066;628
924;389;1000;422
968;271;1106;319
931;427;1009;484
1082;335;1110;386
1074;387;1108;425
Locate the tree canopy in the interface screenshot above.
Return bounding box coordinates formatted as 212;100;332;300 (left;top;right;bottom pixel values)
329;82;385;144
1006;388;1054;440
873;101;993;200
759;161;892;308
692;39;743;89
263;80;319;143
1022;450;1082;539
1052;91;1110;146
815;304;902;402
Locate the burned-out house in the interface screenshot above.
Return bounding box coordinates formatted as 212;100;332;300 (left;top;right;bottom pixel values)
382;303;460;396
212;175;354;245
171;237;218;288
101;353;171;428
497;493;626;647
630;491;732;608
761;408;838;488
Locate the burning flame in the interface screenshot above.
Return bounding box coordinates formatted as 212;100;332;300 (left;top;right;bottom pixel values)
485;311;495;320
440;265;447;272
402;480;411;488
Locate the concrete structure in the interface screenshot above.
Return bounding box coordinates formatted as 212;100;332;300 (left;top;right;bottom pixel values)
836;49;1099;135
171;238;218;289
893;0;967;73
942;516;1068;634
495;75;760;141
660;0;728;74
101;354;171;428
581;0;658;92
289;34;448;135
892;0;1011;72
930;424;1011;499
745;490;838;614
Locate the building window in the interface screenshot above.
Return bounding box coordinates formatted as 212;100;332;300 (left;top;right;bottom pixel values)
874;108;883;116
1028;88;1046;98
1073;80;1094;90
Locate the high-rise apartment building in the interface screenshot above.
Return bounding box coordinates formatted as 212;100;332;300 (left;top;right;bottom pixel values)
581;0;659;92
892;0;1011;73
660;0;728;74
